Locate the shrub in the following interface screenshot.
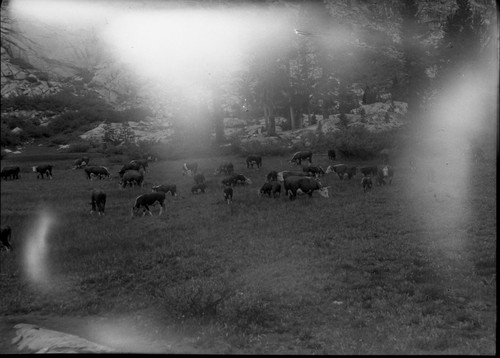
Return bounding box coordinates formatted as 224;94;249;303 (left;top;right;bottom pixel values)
66;142;91;153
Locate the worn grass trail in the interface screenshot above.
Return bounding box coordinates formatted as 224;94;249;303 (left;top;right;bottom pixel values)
0;151;496;354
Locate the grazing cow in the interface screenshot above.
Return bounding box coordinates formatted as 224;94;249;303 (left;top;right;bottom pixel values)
376;165;394;185
1;225;12;252
290;151;313;165
182;162;198;176
328;149;336;161
303;165;325;177
221;176;235;187
232;174;252;185
32;164;53;179
73;156;90;169
90;190;106;215
119;162;141;177
130;159;148;172
131;192;166;217
194;173;206;185
192;182;207;194
361;176;372;193
1;166;20;180
84;166;110;180
215;161;234;175
223;186;233;204
259;182;281;198
326;164;357;180
266;170;278;182
277;171;309;182
246;155;262;169
120;170;144;188
284;176;329;201
360;165;378;177
152;184;177;196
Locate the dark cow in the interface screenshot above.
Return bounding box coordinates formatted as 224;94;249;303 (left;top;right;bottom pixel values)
221;176;235;187
120;170;144;188
1;166;20;180
326;164;357;180
283;176;329;201
260;182;281;198
246;155;262;169
33;164;53;179
328;149;336;161
73;157;90;169
131;192;166;217
90;190;106;215
303;165;325;177
192;182;207;194
194;173;206;185
152;184;177;196
84;166;110;180
361;176;373;193
119;162;141;177
277;171;310;182
182;162;198;176
223;186;233;204
130;159;148;172
266;170;278;182
290;151;313;165
1;225;12;252
376;165;394;185
215;161;234;175
360;165;378;177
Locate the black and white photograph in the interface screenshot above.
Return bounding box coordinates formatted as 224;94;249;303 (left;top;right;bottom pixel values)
0;0;497;354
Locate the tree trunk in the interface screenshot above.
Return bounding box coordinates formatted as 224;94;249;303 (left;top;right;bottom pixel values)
212;94;225;144
289;105;296;130
268;106;276;136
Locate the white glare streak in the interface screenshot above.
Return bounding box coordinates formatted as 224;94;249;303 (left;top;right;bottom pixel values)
24;212;52;287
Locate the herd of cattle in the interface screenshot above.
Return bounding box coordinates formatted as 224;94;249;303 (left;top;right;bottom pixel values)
0;150;396;251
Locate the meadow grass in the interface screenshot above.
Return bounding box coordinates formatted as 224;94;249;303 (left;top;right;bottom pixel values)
0;149;496;354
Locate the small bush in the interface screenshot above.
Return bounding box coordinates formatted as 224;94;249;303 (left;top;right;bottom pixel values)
66;142;91;153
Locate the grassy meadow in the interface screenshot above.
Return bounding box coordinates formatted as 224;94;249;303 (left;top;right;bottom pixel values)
0;147;496;354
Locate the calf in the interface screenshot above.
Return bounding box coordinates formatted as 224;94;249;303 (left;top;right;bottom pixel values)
90;190;106;215
84;166;110;180
120;170;144;188
131;192;166;217
246;155;262;169
1;166;20;180
223;186;233;204
182;162;198;176
376;165;394;185
284;176;329;201
328;149;336;161
290;150;313;165
361;176;372;193
33;164;53;179
194;173;206;185
260;182;281;198
1;225;12;252
73;157;89;169
152;184;177;196
266;170;278;182
192;182;207;194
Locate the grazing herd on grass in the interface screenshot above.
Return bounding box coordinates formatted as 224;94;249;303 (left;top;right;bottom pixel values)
0;148;397;253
